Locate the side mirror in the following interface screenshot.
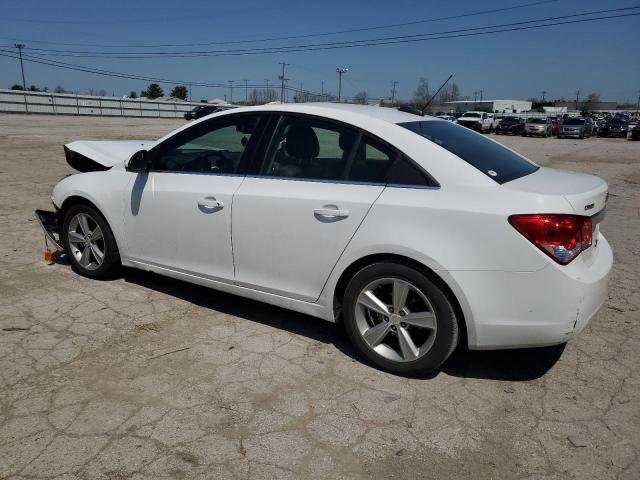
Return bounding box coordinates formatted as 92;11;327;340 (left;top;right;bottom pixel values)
126;150;151;172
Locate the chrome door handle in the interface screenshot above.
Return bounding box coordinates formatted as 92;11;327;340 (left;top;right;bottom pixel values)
314;207;349;218
198;197;224;209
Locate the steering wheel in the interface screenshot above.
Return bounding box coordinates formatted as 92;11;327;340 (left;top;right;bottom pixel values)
191;151;228;173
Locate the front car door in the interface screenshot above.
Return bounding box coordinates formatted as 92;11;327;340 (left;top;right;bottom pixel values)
122;113;265;281
232;114;398;302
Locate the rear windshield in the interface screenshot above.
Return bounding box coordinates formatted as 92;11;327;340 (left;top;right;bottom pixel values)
461;112;481;118
399;121;538;184
528;118;547;124
502;117;519;123
563;118;585;125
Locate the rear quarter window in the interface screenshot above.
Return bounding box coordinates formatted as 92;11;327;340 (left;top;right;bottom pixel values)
399;120;538;184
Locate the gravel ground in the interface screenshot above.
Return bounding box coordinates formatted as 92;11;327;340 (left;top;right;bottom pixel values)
0;113;638;480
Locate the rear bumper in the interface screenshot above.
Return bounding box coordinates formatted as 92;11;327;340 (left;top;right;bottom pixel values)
450;235;613;350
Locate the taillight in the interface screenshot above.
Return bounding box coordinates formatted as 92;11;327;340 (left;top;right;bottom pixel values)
508;214;592;265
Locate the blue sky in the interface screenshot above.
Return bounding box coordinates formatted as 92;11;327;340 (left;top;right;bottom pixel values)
0;0;638;103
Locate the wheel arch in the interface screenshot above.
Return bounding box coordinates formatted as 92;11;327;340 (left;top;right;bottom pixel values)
58;194;123;257
332;253;471;347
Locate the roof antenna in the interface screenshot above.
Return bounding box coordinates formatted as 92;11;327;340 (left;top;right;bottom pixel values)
421;74;453;116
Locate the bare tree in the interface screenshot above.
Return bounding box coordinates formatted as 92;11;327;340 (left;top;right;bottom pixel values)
353;91;368;104
411;77;431;110
580;92;601;112
98;89;107;97
54;85;65;93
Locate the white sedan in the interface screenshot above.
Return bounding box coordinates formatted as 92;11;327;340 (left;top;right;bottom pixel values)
37;104;612;376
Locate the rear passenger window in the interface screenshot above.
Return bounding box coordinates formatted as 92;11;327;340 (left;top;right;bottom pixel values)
386;157;436;187
260;116;356;181
347;137;395;183
260;116;397;184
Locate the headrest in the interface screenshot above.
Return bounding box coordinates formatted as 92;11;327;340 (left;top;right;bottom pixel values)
339;130;358;151
285;125;319;159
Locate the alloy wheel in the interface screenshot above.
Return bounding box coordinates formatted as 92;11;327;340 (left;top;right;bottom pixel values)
67;213;105;270
355;277;437;362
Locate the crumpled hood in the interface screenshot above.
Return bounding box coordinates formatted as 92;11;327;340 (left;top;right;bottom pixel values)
64;140;155;172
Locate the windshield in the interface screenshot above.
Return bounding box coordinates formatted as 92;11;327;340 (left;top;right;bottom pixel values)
501;117;519;123
528;118;547;124
563;118;585;125
609;119;627;125
461;113;480;118
399;121;538;184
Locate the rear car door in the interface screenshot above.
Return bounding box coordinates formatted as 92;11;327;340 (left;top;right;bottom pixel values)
232;114;397;302
122;114;264;281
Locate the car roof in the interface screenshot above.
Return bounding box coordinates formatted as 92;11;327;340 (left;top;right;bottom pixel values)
211;102;431;125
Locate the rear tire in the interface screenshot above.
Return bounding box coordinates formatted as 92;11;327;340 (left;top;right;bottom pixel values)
342;261;459;376
62;204;121;279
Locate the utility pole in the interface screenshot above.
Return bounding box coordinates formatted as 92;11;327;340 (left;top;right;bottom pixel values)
188;84;192;102
479;90;484;103
575;90;580;111
636;90;639;113
473;90;478;106
228;80;234;103
321;80;324;98
14;43;26;90
391;81;398;105
264;79;270;89
336;67;348;103
278;62;289;103
243;79;248;103
541;90;547;103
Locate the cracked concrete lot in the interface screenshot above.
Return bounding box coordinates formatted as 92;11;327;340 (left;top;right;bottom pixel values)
0;113;638;479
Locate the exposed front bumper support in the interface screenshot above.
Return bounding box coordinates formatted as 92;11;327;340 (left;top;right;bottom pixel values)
35;209;62;250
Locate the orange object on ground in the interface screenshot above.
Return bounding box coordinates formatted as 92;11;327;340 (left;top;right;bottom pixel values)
44;249;53;263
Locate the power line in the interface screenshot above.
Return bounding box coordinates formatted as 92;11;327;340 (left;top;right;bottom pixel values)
0;49;272;89
0;10;637;97
9;6;638;58
0;0;563;49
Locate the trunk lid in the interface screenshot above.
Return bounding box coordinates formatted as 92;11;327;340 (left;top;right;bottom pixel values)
503;167;608;214
64;140;155;172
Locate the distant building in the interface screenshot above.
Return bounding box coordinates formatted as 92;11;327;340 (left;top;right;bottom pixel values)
443;99;532;113
554;101;618;111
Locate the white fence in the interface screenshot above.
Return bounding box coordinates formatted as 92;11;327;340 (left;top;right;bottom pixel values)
0;89;203;118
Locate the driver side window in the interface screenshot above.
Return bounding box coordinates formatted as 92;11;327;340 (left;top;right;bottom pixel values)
154;116;258;174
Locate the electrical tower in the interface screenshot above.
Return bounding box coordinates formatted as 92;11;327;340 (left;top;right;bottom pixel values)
336;67;348;103
14;43;26;90
278;62;289;103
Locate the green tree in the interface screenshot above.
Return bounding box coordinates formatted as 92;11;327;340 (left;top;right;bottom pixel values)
10;84;24;90
129;91;138;99
170;85;188;100
141;83;164;99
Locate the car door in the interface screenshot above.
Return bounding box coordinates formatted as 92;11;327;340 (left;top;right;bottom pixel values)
122;113;264;281
232;114;397;302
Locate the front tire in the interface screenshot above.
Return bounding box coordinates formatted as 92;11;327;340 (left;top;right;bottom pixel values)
62;204;120;279
342;261;459;376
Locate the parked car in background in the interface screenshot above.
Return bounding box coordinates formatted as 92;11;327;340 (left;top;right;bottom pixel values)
457;111;497;132
437;115;458;123
558;117;593;139
523;117;552;137
37;103;612;376
551;117;561;136
599;118;630;138
631;122;640;140
185;105;235;120
495;116;525;135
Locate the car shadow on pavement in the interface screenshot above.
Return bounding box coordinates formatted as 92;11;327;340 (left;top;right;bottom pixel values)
123;268;565;382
